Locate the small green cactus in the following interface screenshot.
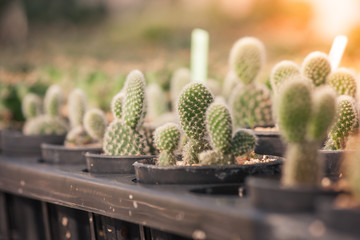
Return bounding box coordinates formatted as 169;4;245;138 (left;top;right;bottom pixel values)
44;84;63;117
199;102;256;165
154;123;181;165
324;95;358;150
170;68;191;110
22;93;42;119
103;70;152;156
23;85;68;136
122;70;147;130
229;37;266;84
147;83;168;122
270;60;300;93
301;51;331;87
24;115;68;136
111;92;124;120
229;83;273;128
68;89;87;128
103;120;145;155
276;77;336;187
177;82;214;140
327;68;357;98
83;109;107;142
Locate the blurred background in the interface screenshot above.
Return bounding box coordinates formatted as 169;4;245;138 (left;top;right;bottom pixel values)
1;0;360;127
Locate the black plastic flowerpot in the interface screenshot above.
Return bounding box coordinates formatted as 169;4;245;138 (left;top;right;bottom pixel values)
319;150;345;178
1;130;65;158
133;157;283;185
85;152;156;174
41;143;102;164
317;196;360;237
47;204;92;240
254;131;286;157
246;177;340;212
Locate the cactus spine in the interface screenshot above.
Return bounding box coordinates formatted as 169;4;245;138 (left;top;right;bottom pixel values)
324;95;358;150
301;51;331;87
199;102;256;165
327;68;357;98
23;85;68;136
276;77;336;186
177;82;214;164
270;60;300;94
103;70;152;156
154;123;181;165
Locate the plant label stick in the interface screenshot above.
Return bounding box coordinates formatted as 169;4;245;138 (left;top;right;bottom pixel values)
329;35;348;70
191;28;209;82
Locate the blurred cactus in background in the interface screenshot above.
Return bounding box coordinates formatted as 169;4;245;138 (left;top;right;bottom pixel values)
301;51;331;87
270;60;300;94
327;68;357;98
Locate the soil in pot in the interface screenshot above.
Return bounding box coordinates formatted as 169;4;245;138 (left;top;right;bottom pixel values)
246;177;342;212
1;130;65;158
85;152;156;174
41;143;102;164
133;155;283;185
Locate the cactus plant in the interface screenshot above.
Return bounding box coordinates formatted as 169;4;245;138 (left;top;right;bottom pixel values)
170;68;191;110
276;77;336;186
327;68;357;98
199;102;256;165
177;82;214;164
324;95;358;150
229;37;266;84
68;89;87;128
83;108;107;142
222;71;241;99
65;126;92;146
270;60;300;94
103;70;152;156
301;51;331;87
22;85;68;136
229;83;273;128
154;123;181;165
22;93;42;119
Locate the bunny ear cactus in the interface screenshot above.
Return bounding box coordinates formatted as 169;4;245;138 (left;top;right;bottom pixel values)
177;82;214;164
111;92;124;120
44;84;63;117
229;37;266;84
199;102;256;165
22;93;42;119
23;85;69;136
276;77;336;187
68;89;87;128
324;95;358;150
301;51;331;87
222;71;241;99
83;109;107;142
229;83;273;128
270;60;300;94
65;126;92;146
327;68;357;98
154;123;181;165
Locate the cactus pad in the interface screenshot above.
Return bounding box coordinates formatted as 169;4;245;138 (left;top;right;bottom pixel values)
301;51;331;87
327;68;357;98
111;92;124;120
44;84;63;117
22;93;42;119
270;60;300;93
68;89;87;128
84;109;107;141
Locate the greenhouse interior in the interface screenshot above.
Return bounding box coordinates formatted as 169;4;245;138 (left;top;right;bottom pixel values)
1;0;360;239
